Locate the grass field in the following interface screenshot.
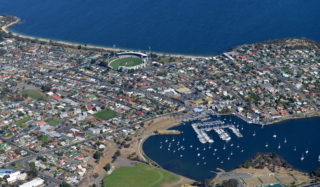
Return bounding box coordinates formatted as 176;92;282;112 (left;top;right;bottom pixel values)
109;57;142;69
41;135;48;142
93;109;116;120
22;89;46;100
16;118;31;127
13;160;23;169
103;163;179;187
48;120;60;125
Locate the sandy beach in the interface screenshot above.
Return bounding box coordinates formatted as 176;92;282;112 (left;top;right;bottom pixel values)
1;19;209;59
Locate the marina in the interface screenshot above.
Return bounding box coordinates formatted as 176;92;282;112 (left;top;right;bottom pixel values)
192;120;243;143
143;115;320;181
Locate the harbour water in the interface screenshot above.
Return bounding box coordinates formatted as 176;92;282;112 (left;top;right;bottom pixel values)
1;0;320;56
143;116;320;181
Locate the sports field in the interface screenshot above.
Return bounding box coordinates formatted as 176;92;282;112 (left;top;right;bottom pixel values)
93;109;116;120
16;118;32;127
103;163;179;187
22;89;46;100
109;57;142;69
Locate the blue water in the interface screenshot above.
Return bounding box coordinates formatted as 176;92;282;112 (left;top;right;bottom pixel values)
1;0;320;56
143;116;320;181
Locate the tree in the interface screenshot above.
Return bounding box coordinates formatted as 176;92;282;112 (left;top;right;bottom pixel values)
272;152;277;158
29;162;35;168
61;181;71;187
203;178;212;187
93;151;101;160
29;167;38;178
105;163;111;171
216;179;238;187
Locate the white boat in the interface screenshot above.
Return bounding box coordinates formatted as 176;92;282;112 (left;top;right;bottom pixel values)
197;148;199;150
306;147;308;154
223;144;226;150
197;163;199;165
221;161;223;163
237;143;239;148
203;148;206;150
183;138;185;141
241;148;244;152
213;153;215;155
228;156;230;160
202;157;205;159
230;142;233;147
230;151;233;155
241;125;243;130
301;153;304;161
208;146;211;149
190;145;193;148
197;153;200;156
160;146;162;149
172;138;175;142
318;155;320;162
278;143;281;149
217;156;219;160
253;130;256;136
265;142;268;147
284;137;287;143
173;150;175;153
204;162;206;164
165;138;168;142
180;155;183;157
294;146;296;151
168;148;170;151
273;132;277;138
214;149;217;151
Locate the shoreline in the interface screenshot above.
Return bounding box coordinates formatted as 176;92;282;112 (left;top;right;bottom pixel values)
2;18;210;59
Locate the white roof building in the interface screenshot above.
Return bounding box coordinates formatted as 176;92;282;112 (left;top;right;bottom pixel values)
19;177;44;187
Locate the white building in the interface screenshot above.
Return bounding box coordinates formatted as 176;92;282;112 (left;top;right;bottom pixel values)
19;177;44;187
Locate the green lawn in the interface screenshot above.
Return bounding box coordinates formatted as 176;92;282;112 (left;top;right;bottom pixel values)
93;109;116;120
48;120;60;125
16;118;32;127
109;57;143;69
13;160;23;169
41;135;48;142
103;163;179;187
22;89;46;100
159;58;170;64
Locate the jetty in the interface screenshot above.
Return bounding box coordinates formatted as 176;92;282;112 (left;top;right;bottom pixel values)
192;120;243;143
155;130;182;135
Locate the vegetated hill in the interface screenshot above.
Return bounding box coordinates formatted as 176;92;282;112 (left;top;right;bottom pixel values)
256;37;320;51
238;152;292;172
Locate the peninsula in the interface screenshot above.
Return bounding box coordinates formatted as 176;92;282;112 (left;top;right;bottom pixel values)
0;13;320;187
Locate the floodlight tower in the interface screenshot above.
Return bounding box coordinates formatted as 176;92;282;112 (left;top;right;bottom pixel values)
148;46;151;63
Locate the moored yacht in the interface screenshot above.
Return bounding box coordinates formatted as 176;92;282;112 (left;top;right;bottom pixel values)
301;153;304;161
